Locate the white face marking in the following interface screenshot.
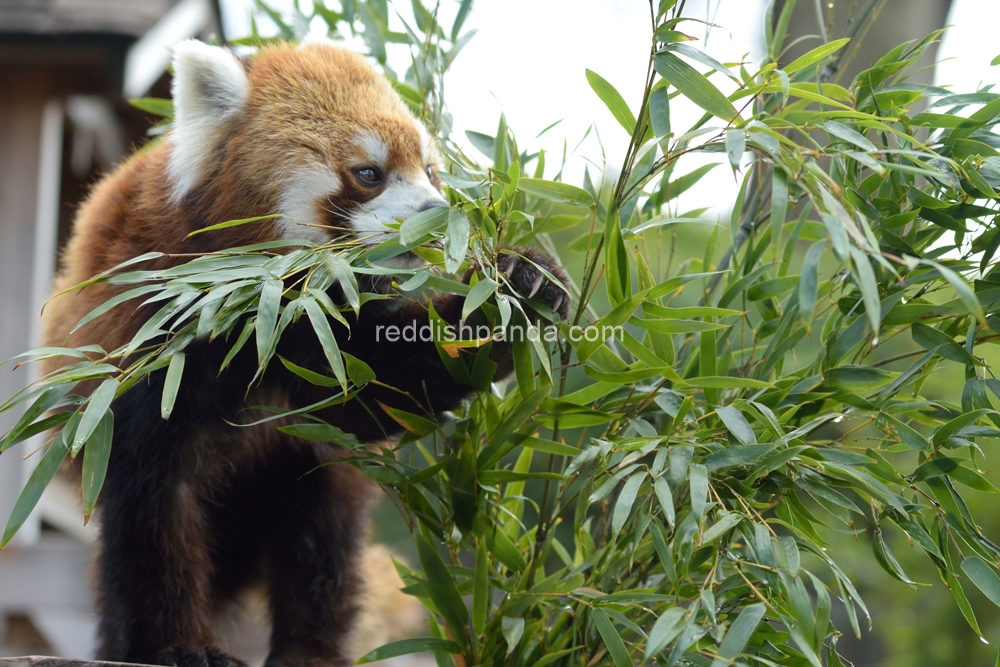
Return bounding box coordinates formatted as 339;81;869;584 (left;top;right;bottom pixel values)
278;167;342;243
348;176;446;244
355;132;389;168
167;40;249;204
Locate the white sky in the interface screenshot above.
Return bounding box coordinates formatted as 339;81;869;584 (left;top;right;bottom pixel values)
217;0;1000;214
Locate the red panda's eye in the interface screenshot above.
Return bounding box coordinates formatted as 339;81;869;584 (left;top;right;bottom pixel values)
354;167;383;187
426;165;436;180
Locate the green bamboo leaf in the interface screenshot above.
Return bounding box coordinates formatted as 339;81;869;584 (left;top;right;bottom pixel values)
478;385;548;468
518;435;578;457
342;353;374;387
710;603;766;666
1;384;73;452
878;413;930;451
644;607;686;659
910;457;959;483
605;201;631;306
416;535;469;640
716;406;757;445
932;408;994;446
303;297;347;390
73;378;118;454
945;570;984;639
160;353;185;420
962;557;1000;607
774;536;800;577
702;510;743;544
444;208;471;274
850;247;881;334
592;608;632;667
824;464;908;517
278;356;337;387
355;637;463;664
784;38;850;74
771;168;788;249
799;240;824;329
653;52;741;123
473;545;489;635
462;277;498;320
748;276;798;301
654;477;675;527
129;97;173;117
378;404;437;436
725;129;745;171
186;213;286;237
488;524;527;572
586;69;636;133
518;178;594;206
276;423;360;447
690;463;708;520
912;322;979;365
585;366;679;383
69;284;164;334
649;86;671;138
328;257;360;315
399;205;450;246
823;365;897;392
873;529;918;586
663;43;737;82
632;318;729;333
612;472;646;536
921;259;985;325
685;376;775;389
822;120;877;152
451;0;473;39
221;318;255;372
81;410;114;521
502;616;525;656
2;433;70;547
535;648;583;667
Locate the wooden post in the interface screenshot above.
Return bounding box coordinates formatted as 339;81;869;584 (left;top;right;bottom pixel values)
0;67;52;545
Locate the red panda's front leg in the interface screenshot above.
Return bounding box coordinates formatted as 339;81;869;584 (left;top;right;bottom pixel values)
263;443;374;667
95;382;245;667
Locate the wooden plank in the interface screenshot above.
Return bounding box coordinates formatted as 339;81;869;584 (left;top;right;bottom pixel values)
0;656;157;667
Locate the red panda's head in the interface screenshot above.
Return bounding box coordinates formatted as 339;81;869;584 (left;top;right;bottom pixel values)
167;38;446;248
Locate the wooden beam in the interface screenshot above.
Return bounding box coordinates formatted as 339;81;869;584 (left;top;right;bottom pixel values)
0;656;157;667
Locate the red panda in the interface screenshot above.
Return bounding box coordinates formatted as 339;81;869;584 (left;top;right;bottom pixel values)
40;38;569;667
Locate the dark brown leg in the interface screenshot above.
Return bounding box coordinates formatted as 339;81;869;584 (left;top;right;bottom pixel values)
264;444;375;667
95;380;245;667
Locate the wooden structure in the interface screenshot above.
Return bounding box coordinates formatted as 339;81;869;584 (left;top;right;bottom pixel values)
0;0;222;657
0;656;153;667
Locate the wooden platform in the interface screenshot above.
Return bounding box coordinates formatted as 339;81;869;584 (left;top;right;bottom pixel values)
0;658;155;667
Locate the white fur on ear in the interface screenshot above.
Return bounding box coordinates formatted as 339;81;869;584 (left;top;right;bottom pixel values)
167;39;249;203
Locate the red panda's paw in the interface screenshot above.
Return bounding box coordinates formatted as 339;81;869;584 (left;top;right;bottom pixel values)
497;247;571;321
146;646;248;667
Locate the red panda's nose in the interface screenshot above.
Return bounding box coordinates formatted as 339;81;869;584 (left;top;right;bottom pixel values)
418;200;447;212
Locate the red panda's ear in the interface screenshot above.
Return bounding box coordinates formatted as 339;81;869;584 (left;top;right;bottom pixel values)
171;39;248;125
167;40;248;202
